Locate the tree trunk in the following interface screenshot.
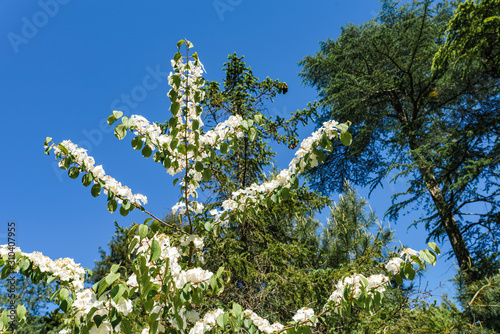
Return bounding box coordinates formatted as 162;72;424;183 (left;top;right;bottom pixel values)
408;138;474;280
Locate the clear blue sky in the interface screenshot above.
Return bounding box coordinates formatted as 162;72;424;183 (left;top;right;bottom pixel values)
0;0;457;301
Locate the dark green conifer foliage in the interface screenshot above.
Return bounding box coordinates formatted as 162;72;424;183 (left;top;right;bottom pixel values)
299;0;500;281
433;0;500;79
0;276;63;334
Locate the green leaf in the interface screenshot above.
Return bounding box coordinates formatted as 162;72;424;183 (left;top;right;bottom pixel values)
105;272;120;286
59;288;69;299
195;161;204;172
16;305;26;320
232;303;243;318
121;317;133;334
192;119;200;130
82;173;93;186
271;193;279;203
170;138;179;151
176;40;185;49
131;136;143;150
142;145;152;158
44;143;53;155
113;110;123;119
91;184;101;197
171;102;180;116
68;167;80;179
114;124;127;140
163;157;171;169
320;133;328;148
93;314;104;329
202;168;212;181
281;187;290;200
107;199;118;213
340;131;352;146
150;239;161;262
128;237;138;255
406;263;416;280
204;221;213;232
139;224;148;240
428;242;441;255
420;249;437;265
177;144;186;155
168;117;178;130
107;115;117;126
337;123;348;132
108;112;123;126
122;116;134;128
254;114;263;124
220;143;229;154
249;127;257;141
217;313;226;328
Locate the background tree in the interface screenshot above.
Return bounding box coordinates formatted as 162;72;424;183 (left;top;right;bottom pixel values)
299;0;500;282
433;0;500;79
0;275;63;334
320;181;393;270
90;54;406;328
200;53;331;323
90;222;136;283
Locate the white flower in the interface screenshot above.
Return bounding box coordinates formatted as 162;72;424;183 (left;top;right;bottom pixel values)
400;248;421;263
293;307;317;324
244;310;284;334
386;257;404;274
367;274;389;293
116;297;133;315
180;235;204;249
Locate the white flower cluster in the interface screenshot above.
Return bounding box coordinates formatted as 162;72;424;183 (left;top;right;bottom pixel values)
130;234;212;289
189;308;224;334
327;274;389;307
385;257;405;275
52;140;148;206
243;310;284;334
0;245;86;290
128;114;191;176
220;120;341;216
292;307;317;324
400;247;420;263
200;115;244;148
289;119;339;173
168;56;205;139
72;288;132;333
222;169;293;213
130;115;168;150
386;247;421;274
139;304;201;333
180;234;204;249
172;201;205;215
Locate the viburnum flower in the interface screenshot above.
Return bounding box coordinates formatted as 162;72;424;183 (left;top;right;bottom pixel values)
386;257;405;274
293;307;317;324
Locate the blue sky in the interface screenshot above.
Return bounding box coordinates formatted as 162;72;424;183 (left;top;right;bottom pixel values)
1;0;457;301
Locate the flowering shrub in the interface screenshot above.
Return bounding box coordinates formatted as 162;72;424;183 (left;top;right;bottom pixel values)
1;40;440;333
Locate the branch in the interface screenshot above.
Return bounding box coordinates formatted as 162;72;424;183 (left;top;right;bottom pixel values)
467;282;491;309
